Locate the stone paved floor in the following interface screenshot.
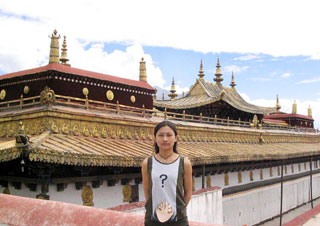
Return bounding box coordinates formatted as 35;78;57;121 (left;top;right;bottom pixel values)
260;199;320;226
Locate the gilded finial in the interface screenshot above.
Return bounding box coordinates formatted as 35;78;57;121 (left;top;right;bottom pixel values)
139;57;147;82
308;105;312;117
49;29;61;64
230;71;236;88
60;35;70;66
292;100;297;114
214;57;223;85
198;59;205;79
168;77;178;100
276;95;281;112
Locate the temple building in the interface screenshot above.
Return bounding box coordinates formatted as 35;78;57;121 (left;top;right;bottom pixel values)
0;30;320;226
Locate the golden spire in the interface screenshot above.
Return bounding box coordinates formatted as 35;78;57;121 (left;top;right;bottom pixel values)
230;71;236;88
308;105;312;117
276;95;281;112
168;77;178;100
60;35;70;66
214;57;223;85
139;57;147;82
198;59;205;79
292;100;297;114
49;29;60;64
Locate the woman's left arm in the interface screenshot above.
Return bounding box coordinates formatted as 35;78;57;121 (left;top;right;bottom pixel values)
183;157;193;206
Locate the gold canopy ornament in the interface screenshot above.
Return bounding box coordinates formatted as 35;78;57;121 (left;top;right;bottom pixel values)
139;57;147;82
198;59;205;80
49;29;60;64
308;105;312;117
276;95;281;112
168;77;178;100
230;71;236;88
214;57;223;85
60;35;70;66
292;100;297;114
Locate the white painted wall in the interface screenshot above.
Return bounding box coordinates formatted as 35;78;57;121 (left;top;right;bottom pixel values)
222;172;320;226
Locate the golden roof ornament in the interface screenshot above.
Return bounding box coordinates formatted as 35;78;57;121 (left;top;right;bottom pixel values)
292;100;297;114
60;35;70;66
139;57;147;82
168;77;178;100
214;57;223;85
230;71;236;88
198;59;205;80
49;29;60;64
276;95;281;112
308;105;312;117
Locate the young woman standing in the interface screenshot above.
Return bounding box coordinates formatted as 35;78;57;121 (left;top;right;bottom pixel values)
141;121;193;226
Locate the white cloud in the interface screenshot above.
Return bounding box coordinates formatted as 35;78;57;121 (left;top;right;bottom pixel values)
233;54;262;61
1;0;320;59
281;73;292;78
297;77;320;84
224;65;249;73
240;92;320;129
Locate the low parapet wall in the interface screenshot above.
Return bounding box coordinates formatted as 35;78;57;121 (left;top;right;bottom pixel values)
0;194;221;226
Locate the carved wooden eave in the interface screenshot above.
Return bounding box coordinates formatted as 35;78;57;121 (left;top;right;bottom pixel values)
0;103;320;167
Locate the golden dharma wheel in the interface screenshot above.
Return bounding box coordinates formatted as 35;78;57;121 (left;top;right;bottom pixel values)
82;88;89;96
106;90;114;101
0;89;6;100
130;95;136;103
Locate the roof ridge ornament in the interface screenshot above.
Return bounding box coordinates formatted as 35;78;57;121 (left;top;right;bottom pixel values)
276;95;281;112
60;35;71;66
214;57;223;86
292;100;297;114
198;59;205;80
139;57;147;82
168;77;178;100
308;105;312;117
230;71;236;88
49;29;61;64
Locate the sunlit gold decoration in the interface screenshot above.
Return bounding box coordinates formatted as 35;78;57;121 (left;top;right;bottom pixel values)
238;171;242;183
122;184;132;202
126;129;132;139
83;126;90;137
130;95;136;103
23;86;30;94
134;130;139;140
224;173;229;186
73;124;80;136
140;129;146;140
101;127;108;138
49;29;60;64
118;128;124;139
0;89;6;100
206;175;212;188
82;185;94;206
40;87;56;104
93;127;99;138
62;123;69;135
51;121;59;133
82;88;89;96
106;90;114;101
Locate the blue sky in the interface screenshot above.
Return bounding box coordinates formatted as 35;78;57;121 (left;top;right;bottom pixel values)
0;0;319;128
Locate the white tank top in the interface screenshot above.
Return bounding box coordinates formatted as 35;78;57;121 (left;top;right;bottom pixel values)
151;155;180;221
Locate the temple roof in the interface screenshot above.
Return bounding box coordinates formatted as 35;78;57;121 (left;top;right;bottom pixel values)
154;79;276;115
0;63;153;90
264;113;314;121
1;131;320;167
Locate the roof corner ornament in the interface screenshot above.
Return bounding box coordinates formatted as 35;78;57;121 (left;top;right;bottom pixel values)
49;29;61;64
276;95;281;112
292;100;297;114
139;57;147;82
219;90;225;100
15;121;29;148
60;35;71;66
230;71;236;88
198;59;205;80
40;86;56;104
214;57;223;86
168;77;178;100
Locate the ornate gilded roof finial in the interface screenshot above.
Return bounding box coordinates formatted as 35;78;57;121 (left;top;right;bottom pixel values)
139;57;147;82
49;29;61;64
198;59;205;80
292;100;297;114
230;71;236;88
168;77;178;100
276;95;281;112
214;57;223;85
60;35;71;66
308;105;312;117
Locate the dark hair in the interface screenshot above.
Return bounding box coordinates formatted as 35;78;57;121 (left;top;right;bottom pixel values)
154;120;178;154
